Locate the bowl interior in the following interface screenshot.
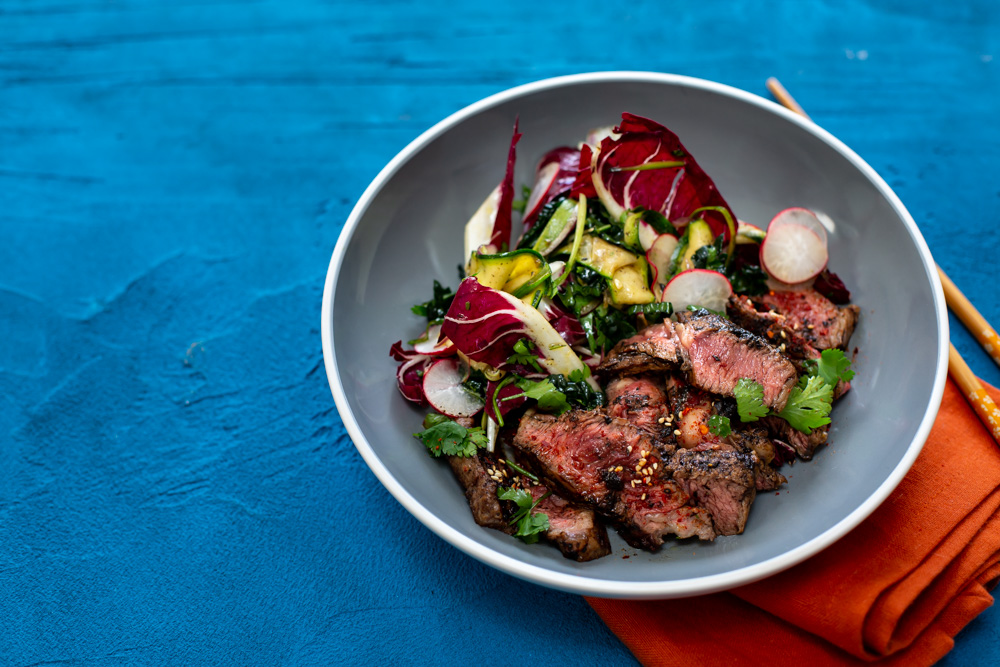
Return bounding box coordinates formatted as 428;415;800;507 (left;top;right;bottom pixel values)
326;75;945;597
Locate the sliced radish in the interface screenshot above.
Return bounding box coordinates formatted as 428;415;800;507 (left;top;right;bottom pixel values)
522;161;560;224
760;208;829;284
638;220;661;252
422;358;485;418
645;234;679;287
411;323;455;356
660;269;733;313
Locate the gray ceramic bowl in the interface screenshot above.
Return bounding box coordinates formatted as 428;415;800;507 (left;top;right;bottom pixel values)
321;72;948;598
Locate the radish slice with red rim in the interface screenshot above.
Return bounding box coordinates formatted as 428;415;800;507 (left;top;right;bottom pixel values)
660;269;733;313
638;220;661;252
760;207;829;284
422;358;485;418
645;234;679;287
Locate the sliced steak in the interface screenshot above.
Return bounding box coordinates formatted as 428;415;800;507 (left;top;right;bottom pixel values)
727;295;851;399
664;375;786;495
599;315;798;411
513;410;716;548
605;375;675;441
761;415;829;461
524;484;611;562
755;289;860;351
448;448;611;561
447;449;512;533
597;323;685;376
666;448;756;535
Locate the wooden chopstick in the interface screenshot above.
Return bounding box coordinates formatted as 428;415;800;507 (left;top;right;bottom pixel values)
938;269;1000;369
767;77;1000;444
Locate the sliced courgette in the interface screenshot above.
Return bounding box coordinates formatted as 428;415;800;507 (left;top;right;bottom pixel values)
467;248;551;298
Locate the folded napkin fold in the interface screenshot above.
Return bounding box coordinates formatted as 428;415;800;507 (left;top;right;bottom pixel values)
588;379;1000;666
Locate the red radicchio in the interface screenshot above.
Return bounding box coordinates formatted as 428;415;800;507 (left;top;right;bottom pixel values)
591;113;736;241
440;277;589;379
485;379;527;424
539;298;586;347
813;269;852;304
570;143;598;199
522;146;583;231
389;340;435;405
490;119;522;252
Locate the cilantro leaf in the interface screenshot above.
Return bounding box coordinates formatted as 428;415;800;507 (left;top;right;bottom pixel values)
803;349;856;387
776;375;833;434
707;414;731;437
411;280;455;322
733;378;769;422
413;415;484;457
498;487;551;544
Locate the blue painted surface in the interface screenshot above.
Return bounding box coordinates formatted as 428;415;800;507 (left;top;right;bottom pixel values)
1;1;998;664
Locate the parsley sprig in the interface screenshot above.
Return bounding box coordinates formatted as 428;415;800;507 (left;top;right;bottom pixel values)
413;414;486;457
498;487;551;543
707;414;732;437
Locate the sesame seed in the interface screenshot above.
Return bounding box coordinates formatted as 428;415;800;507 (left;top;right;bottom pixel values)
635;464;643;472
615;466;623;472
638;458;647;466
631;480;636;487
658;417;666;424
644;477;651;484
645;467;652;476
653;462;658;470
780;330;787;338
807;324;814;330
673;429;682;436
627;445;633;453
498;458;506;463
641;493;647;501
780;343;786;352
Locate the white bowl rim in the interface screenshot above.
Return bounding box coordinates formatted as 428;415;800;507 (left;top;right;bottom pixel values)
320;71;949;599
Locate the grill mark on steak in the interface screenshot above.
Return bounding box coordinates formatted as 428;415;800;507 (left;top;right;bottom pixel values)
513;410;716;548
599;315;798;411
448;448;611;561
754;289;860;351
666;448;756;535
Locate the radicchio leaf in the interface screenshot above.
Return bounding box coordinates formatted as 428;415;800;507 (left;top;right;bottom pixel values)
570;143;598;200
813;269;852;304
491;119;522;252
389;340;434;405
592;113;736;241
522;147;582;231
485;378;527;424
440;278;590;380
539;297;586;347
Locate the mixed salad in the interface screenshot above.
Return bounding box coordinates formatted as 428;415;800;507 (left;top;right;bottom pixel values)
390;113;856;552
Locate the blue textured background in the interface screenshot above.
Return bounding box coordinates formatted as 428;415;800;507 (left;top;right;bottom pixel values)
2;1;998;665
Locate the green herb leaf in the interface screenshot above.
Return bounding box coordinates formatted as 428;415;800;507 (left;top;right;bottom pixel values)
413;416;484;457
411;280;455;322
733;378;769;422
506;338;544;372
498;487;551;544
776;375;833;434
803;349;856;387
707;414;731;437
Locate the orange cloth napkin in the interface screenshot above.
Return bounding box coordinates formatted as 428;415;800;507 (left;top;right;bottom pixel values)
588;379;1000;666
